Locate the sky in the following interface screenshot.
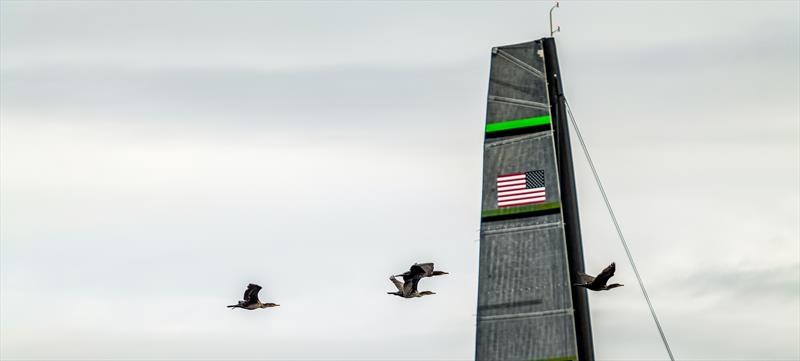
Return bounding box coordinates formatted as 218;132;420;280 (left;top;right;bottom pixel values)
1;1;798;360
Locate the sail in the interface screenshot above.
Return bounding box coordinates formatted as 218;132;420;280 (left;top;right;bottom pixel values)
475;38;593;361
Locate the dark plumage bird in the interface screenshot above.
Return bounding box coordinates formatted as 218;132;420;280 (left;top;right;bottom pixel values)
227;283;280;310
387;262;448;298
573;262;624;291
387;275;436;298
395;262;449;279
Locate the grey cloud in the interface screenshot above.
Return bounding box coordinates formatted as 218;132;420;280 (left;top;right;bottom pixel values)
670;263;800;302
0;63;485;134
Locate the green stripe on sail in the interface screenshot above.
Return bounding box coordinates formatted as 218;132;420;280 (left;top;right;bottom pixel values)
485;115;551;133
481;201;561;219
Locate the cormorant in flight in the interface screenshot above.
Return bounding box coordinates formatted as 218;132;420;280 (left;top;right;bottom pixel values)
387;275;436;298
395;262;449;279
388;262;448;298
227;283;280;309
573;262;624;291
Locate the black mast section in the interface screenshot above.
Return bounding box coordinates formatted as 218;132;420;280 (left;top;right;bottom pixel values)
542;37;595;361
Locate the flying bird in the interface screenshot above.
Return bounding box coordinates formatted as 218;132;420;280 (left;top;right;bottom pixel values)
227;283;280;310
395;262;449;279
387;262;448;298
387;275;436;298
573;262;624;291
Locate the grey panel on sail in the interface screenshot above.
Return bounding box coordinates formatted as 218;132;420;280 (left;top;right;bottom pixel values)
476;39;578;361
486;99;550;126
476;313;576;361
478;217;571;317
486;41;549;125
481;132;562;211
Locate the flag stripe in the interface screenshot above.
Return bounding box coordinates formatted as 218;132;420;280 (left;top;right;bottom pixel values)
498;195;545;202
497;179;526;187
497;173;525;181
498;197;547;207
498;184;526;192
498;187;546;196
498;192;546;201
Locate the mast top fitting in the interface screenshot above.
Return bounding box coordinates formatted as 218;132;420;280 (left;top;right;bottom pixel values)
549;1;561;37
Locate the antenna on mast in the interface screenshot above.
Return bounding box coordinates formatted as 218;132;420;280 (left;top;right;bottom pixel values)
549;1;561;37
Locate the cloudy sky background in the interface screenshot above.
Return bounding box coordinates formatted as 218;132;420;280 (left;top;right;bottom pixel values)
1;1;798;360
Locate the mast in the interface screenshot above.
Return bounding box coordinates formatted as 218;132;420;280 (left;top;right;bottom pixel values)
542;36;595;361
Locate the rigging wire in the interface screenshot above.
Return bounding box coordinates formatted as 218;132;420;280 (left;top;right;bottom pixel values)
563;98;676;361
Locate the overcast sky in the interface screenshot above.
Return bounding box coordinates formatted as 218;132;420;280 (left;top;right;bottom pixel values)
1;1;798;360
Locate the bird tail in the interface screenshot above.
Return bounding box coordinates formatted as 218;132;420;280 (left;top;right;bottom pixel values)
227;305;240;309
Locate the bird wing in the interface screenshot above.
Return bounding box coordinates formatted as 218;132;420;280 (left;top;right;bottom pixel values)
244;283;262;303
400;273;423;295
400;263;435;282
576;272;595;284
414;263;435;276
592;263;616;287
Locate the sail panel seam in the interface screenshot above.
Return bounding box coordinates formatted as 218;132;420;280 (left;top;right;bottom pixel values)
489;95;550;110
481;221;563;234
494;48;545;78
478;308;573;322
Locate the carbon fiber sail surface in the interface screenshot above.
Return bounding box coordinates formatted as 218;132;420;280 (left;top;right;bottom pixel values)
476;38;592;361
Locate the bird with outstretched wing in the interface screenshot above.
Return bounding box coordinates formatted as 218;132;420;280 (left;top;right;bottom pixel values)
227;283;280;310
574;262;624;291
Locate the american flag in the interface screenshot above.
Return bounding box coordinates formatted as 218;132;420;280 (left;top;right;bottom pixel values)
496;170;546;208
